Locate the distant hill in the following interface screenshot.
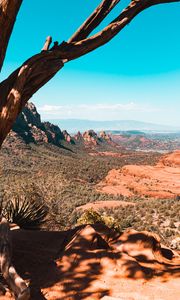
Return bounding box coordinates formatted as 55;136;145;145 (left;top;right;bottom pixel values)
45;119;180;133
3;103;117;152
3;103;179;153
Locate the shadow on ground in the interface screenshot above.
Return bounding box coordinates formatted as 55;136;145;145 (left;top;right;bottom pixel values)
8;224;180;300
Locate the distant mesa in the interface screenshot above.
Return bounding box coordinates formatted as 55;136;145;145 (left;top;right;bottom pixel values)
4;102;179;153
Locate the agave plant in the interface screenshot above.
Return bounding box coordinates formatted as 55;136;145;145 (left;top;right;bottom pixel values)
3;196;48;230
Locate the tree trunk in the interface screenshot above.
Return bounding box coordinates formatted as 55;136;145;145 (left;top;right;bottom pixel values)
0;54;64;147
0;0;179;146
0;217;30;299
0;0;23;71
0;1;179;298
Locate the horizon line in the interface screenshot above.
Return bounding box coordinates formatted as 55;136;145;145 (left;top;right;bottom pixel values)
41;118;180;129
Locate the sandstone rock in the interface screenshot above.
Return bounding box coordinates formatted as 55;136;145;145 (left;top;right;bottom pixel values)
0;224;178;299
98;151;180;199
99;131;112;141
170;237;180;250
62;130;73;143
74;131;83;141
83;129;100;145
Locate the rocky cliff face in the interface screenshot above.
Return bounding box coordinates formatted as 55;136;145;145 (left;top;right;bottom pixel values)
4;102;116;151
10;102;67;146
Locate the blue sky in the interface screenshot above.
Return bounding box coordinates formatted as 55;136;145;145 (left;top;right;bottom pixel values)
1;0;180;126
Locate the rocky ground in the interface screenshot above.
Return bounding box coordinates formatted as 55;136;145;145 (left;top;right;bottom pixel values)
0;224;180;300
76;200;135;211
1;103;180;299
97;151;180;199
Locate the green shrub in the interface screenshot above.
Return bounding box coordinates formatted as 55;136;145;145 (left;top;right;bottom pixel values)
77;209;121;231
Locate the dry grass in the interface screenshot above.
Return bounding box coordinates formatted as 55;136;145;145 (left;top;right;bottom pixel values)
1;143;179;247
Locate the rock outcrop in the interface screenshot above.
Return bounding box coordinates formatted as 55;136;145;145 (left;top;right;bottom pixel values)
99;130;112;141
82;129;116;149
5;102;72;147
4;102;118;151
62;130;74;143
158;150;180;167
74;131;84;142
2;224;179;300
83;130;101;146
98;150;180;199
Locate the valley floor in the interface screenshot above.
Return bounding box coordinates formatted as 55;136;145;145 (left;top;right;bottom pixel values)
0;142;180;299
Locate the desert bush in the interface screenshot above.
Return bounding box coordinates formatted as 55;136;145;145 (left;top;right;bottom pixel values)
0;143;179;247
77;209;121;231
77;209;102;225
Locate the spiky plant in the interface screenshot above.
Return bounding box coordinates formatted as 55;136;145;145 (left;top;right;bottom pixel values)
3;197;48;230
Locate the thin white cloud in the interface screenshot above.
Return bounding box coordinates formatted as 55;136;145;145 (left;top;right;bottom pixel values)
39;104;70;112
78;102;137;111
38;102;158;116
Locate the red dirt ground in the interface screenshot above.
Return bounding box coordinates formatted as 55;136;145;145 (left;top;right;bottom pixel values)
97;151;180;199
76;201;135;211
0;224;179;300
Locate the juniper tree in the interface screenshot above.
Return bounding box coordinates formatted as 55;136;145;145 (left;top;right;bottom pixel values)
0;1;179;299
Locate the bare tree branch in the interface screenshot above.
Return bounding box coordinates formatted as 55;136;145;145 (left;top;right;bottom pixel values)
63;0;180;60
0;0;23;71
0;0;179;146
0;52;64;145
0;1;179;297
41;36;52;51
68;0;120;43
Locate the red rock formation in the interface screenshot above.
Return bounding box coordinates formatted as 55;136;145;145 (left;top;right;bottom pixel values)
83;129;100;146
76;200;135;211
62;130;73;143
4;103;115;152
74;131;83;141
158;150;180;167
98;151;180;199
3;224;179;300
99;131;112;141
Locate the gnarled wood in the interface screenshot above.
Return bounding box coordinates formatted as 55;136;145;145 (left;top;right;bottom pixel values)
0;2;180;296
0;0;179;146
0;217;30;299
68;0;120;43
0;53;64;146
0;0;22;71
41;36;52;51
